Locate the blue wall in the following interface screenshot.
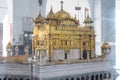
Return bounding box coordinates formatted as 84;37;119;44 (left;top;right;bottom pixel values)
101;0;115;42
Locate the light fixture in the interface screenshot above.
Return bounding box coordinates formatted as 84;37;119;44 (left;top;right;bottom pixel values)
101;42;111;54
25;45;30;55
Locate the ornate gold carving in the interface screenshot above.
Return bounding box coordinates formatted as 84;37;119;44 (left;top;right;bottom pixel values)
32;1;96;62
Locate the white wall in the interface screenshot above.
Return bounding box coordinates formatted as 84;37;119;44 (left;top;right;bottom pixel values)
2;0;12;56
116;0;120;68
12;0;39;45
93;0;102;56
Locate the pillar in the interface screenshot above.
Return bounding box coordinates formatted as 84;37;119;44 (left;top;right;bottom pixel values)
80;35;83;59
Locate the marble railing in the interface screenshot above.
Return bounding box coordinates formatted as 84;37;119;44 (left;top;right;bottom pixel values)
0;63;32;76
0;60;116;80
33;61;116;80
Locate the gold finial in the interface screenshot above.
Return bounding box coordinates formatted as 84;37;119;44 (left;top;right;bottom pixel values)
38;11;41;16
50;6;53;13
60;1;64;11
74;14;76;20
101;42;111;49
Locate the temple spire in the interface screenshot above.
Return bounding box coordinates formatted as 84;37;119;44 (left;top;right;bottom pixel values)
50;6;53;13
39;11;41;16
60;1;64;11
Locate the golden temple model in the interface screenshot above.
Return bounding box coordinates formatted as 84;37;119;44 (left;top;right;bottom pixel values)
2;1;111;64
0;1;114;80
32;1;96;63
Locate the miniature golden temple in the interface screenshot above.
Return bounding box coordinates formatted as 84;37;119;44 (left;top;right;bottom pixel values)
0;1;115;80
32;1;96;63
3;1;111;64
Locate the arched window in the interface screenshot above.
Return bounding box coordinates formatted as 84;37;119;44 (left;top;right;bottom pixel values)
33;77;39;80
76;77;80;80
104;73;107;79
8;78;12;80
96;75;98;80
26;78;30;80
66;78;69;80
19;78;23;80
3;77;7;80
83;49;87;59
108;73;111;78
81;76;85;80
91;75;94;80
65;53;67;59
100;74;103;80
71;78;74;80
86;76;89;80
14;78;17;80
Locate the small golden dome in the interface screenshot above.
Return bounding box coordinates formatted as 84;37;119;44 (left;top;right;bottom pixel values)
55;1;71;19
83;14;93;23
101;42;111;49
46;6;55;19
6;42;12;49
34;12;44;23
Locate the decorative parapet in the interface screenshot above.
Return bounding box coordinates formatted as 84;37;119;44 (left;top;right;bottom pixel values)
0;63;32;76
4;55;29;63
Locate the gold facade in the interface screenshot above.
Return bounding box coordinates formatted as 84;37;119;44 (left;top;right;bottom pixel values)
32;1;95;62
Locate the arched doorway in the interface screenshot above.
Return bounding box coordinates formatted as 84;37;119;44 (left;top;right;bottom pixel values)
26;78;30;80
65;53;67;60
86;76;89;80
91;75;94;80
14;78;18;80
71;78;74;80
66;78;69;80
76;77;80;80
95;74;98;80
81;76;85;80
3;77;7;80
83;49;87;59
100;74;103;80
104;73;107;79
108;73;111;78
19;78;23;80
8;77;12;80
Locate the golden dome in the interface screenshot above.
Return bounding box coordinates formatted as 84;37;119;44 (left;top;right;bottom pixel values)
46;6;55;19
55;10;71;19
83;14;93;23
55;1;71;19
101;42;111;49
34;12;44;23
